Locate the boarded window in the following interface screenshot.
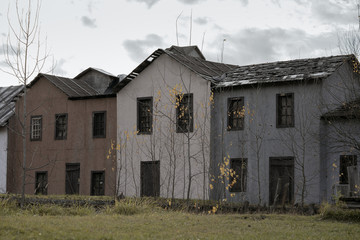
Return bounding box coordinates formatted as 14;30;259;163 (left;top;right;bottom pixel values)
276;93;294;128
30;116;42;141
176;93;193;133
93;111;106;138
91;171;105;196
35;171;48;195
55;114;68;140
141;161;160;197
65;163;80;195
340;155;357;184
137;97;153;134
227;97;244;131
229;158;247;192
269;157;294;205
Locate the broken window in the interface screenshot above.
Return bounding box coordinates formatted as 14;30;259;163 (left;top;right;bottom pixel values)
176;93;193;133
30;115;42;141
55;113;68;140
91;171;105;196
227;97;245;131
229;158;247;192
93;111;106;138
276;93;294;128
340;155;357;184
137;97;153;134
35;171;48;195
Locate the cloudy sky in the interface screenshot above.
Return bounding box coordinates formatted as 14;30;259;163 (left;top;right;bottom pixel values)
0;0;358;86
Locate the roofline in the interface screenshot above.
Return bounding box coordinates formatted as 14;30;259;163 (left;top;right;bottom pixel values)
74;67;118;79
68;93;116;100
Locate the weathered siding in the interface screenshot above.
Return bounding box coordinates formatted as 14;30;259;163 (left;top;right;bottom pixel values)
0;126;7;193
7;76;117;196
117;54;211;200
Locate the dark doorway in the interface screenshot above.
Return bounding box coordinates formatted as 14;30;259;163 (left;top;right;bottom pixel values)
269;157;294;205
141;161;160;197
35;171;48;195
91;171;105;196
65;163;80;194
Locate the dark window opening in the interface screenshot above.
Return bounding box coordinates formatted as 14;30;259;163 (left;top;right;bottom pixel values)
227;97;244;131
277;93;294;128
55;113;68;140
269;157;294;205
30;115;42;141
137;97;153;134
91;171;105;196
141;161;160;197
176;93;193;133
66;163;80;195
35;171;48;195
229;158;247;192
93;111;106;138
340;155;357;184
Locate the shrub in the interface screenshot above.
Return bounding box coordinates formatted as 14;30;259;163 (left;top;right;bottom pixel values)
320;202;360;222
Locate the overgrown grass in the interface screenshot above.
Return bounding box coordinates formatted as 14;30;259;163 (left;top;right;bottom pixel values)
1;195;360;239
320;202;360;222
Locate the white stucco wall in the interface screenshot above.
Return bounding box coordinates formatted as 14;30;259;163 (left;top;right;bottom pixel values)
0;126;7;193
117;54;211;200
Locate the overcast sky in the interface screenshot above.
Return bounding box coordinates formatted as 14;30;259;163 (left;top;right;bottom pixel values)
0;0;358;87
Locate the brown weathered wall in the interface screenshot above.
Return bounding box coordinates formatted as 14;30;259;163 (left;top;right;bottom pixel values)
7;76;117;196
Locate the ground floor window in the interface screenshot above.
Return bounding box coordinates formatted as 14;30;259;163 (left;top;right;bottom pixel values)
340;155;357;184
229;158;247;192
140;161;160;197
65;163;80;195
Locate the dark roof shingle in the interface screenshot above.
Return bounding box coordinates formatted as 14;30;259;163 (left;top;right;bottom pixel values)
0;85;24;126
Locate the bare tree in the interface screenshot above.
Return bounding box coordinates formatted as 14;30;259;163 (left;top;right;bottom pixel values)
1;0;52;206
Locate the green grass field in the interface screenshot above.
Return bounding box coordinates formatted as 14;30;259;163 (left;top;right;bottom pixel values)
1;196;359;240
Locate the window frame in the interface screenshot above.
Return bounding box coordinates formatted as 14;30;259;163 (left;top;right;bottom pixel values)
339;155;357;184
227;97;245;131
35;171;48;195
276;93;294;128
137;97;153;135
55;113;68;140
30;115;42;141
229;158;247;192
92;111;106;138
176;93;194;133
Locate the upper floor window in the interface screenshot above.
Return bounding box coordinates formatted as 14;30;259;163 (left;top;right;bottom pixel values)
176;93;193;133
277;93;294;128
93;111;106;138
30;115;42;141
340;155;357;184
137;97;153;134
55;114;68;140
227;97;244;131
229;158;247;192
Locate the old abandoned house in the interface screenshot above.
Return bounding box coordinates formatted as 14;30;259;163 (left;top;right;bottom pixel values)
115;46;237;200
0;85;24;193
7;68;118;196
210;54;360;205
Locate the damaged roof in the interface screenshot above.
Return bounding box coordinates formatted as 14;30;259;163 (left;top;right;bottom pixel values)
213;54;354;88
0;85;24;127
115;46;238;92
30;71;118;99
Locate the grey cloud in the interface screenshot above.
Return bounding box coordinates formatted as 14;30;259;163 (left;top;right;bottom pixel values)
127;0;160;8
310;0;355;26
194;17;209;25
0;44;16;56
177;0;205;4
206;28;338;66
123;34;165;62
81;16;97;28
53;58;68;76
